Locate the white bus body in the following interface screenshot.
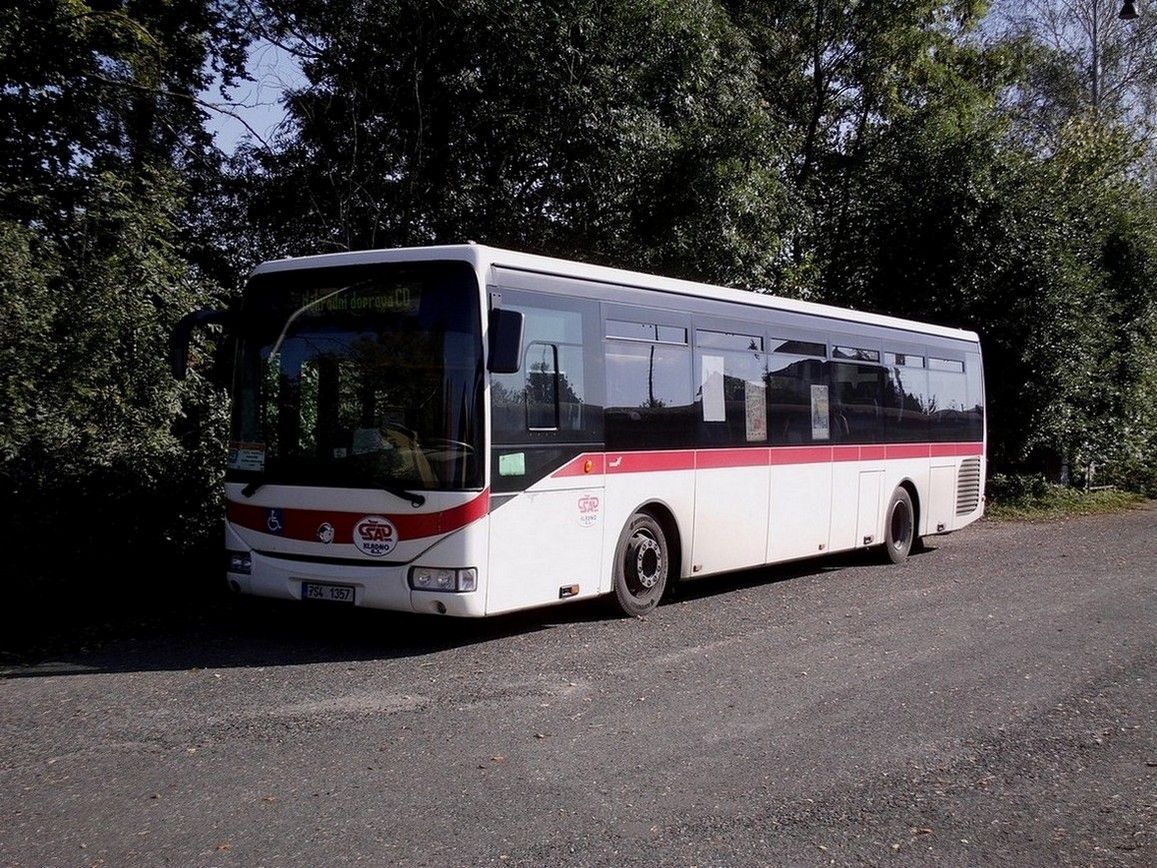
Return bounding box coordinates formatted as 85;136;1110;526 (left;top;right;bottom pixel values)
210;245;985;617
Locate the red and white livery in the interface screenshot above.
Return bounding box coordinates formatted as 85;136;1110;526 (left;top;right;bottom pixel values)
175;245;985;617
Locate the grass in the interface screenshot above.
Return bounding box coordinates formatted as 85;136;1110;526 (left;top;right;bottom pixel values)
986;485;1146;521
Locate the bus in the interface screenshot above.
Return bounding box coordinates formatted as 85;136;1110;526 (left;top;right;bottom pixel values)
172;244;985;618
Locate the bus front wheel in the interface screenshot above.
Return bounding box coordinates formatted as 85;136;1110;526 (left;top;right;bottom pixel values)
611;512;669;617
884;487;915;564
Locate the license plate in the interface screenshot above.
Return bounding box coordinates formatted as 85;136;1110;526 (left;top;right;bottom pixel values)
301;582;356;604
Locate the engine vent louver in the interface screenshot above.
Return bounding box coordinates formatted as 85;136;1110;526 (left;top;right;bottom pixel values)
956;458;982;515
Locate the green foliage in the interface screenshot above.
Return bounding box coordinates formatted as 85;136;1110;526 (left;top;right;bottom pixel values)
987;472;1054;503
0;168;229;578
243;0;791;286
959;120;1157;485
0;2;246;600
986;473;1145;520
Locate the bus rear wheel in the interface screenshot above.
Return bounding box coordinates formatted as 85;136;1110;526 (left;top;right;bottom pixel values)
611;512;669;618
884;487;915;564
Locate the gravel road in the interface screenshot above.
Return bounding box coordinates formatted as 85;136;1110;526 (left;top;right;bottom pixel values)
1;506;1154;867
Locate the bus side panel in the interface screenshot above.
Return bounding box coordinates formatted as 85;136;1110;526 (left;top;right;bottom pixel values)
691;461;771;575
855;469;884;548
927;463;957;534
486;475;606;615
768;461;833;562
829;457;889;551
929;452;986;535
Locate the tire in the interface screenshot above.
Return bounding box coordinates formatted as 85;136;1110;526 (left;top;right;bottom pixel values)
884;487;915;564
611;512;670;617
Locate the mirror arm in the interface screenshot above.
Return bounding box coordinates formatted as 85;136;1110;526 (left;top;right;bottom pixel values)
171;308;233;380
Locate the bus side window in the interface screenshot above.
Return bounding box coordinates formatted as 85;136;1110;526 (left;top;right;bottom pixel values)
829;361;886;444
694;329;768;446
526;342;559;430
605;340;694;450
767;355;826;444
927;357;968;442
964;352;984;442
882;353;929;443
491;299;594;442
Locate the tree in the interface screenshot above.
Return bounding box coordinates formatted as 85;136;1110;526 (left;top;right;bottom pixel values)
992;0;1157;154
723;0;999;294
240;0;792;287
0;2;249;603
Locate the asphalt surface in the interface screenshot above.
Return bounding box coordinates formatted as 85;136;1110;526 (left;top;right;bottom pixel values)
1;506;1154;867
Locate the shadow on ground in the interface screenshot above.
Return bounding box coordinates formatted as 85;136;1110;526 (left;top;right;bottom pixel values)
1;544;936;678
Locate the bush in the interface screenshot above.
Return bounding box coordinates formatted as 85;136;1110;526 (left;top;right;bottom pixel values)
986;472;1053;504
985;472;1144;520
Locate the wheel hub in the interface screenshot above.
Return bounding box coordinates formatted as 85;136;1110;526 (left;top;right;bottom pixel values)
633;536;662;589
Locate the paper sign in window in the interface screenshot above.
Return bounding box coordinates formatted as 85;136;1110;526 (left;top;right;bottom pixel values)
701;355;725;422
228;441;266;471
499;452;526;476
745;381;767;442
811;384;830;440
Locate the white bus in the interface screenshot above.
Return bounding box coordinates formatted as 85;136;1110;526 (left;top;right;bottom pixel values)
172;244;985;617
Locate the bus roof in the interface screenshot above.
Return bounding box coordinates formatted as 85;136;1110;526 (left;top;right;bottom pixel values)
250;243;980;343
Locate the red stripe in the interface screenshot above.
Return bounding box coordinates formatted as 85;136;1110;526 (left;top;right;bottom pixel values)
226;489;490;542
551;442;983;478
696;448;771;469
607;451;696;473
551;454;606;477
770;446;833;465
887;444;931;459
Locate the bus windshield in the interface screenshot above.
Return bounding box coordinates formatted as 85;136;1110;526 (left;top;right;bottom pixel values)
228;261;483;491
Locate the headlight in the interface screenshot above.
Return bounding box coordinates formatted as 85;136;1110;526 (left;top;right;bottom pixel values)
227;550;252;575
409;567;477;593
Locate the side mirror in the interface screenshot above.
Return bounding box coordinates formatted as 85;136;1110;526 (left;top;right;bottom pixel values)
487;308;524;374
171;308;233;380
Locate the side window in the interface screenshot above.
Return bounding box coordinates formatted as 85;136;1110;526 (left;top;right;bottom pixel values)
695;330;768;446
882;352;929;443
605;327;694;450
768;352;828;444
491;295;599;445
964;351;984;442
927;356;968;442
525;342;559;430
830;362;886;443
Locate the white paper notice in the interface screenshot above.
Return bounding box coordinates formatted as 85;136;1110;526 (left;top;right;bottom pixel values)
745;380;767;441
811;384;830;440
702;355;726;422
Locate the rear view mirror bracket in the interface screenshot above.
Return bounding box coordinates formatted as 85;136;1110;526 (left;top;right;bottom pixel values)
171;308;233;380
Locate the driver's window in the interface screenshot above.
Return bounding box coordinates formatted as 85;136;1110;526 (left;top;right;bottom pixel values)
492;301;588;440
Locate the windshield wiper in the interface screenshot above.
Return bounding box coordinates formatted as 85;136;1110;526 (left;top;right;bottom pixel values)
241;480;265;498
379;484;426;507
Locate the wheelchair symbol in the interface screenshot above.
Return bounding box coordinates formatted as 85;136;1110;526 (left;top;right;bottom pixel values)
266;508;285;534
